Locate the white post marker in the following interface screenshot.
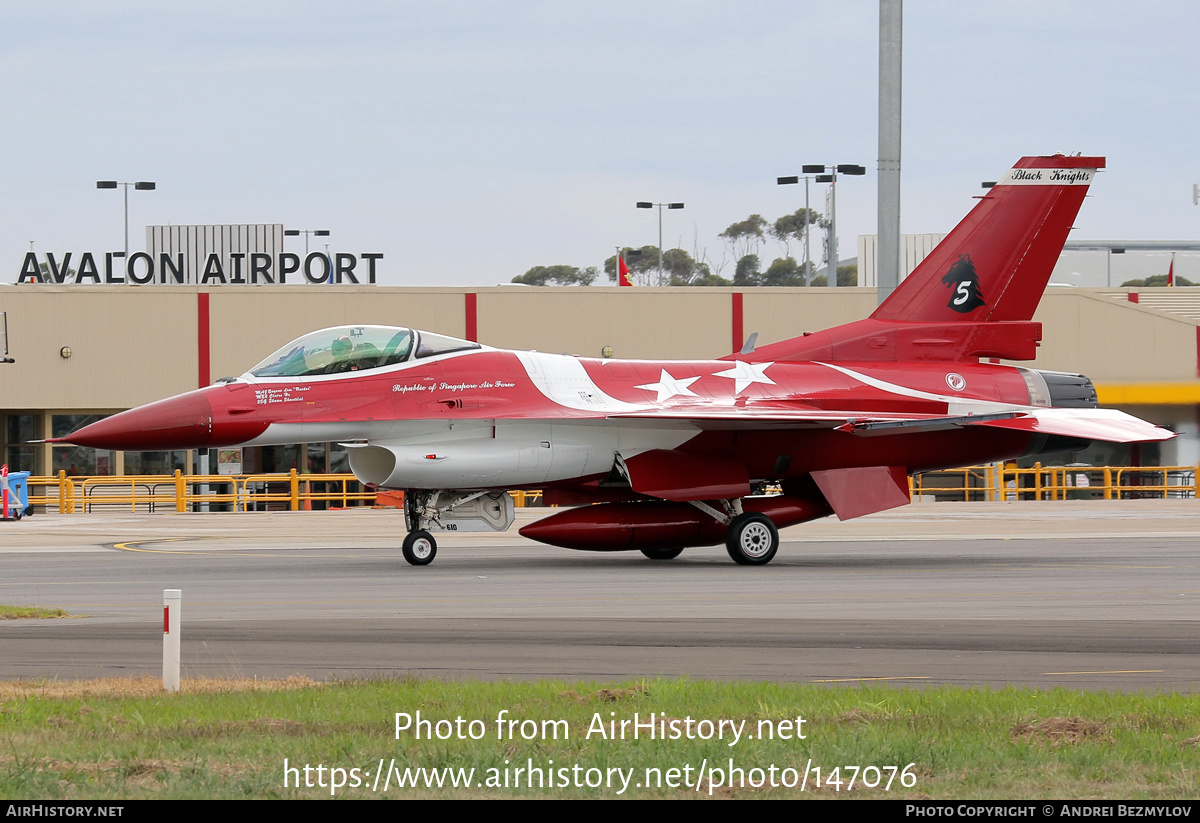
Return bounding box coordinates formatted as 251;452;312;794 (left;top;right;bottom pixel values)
163;589;181;692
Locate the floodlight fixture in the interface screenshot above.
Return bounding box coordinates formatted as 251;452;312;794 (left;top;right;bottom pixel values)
635;201;686;284
795;164;864;288
285;229;332;255
96;179;157;257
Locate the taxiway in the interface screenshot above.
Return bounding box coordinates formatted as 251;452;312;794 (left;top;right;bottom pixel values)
2;500;1198;690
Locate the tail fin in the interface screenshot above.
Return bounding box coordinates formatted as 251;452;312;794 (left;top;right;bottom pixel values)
872;154;1104;323
738;154;1103;364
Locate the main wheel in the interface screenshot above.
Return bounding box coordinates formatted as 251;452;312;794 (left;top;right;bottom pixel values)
640;547;684;560
402;530;437;566
725;513;779;566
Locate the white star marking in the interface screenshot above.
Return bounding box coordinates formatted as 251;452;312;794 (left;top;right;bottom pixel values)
635;368;700;402
713;361;775;394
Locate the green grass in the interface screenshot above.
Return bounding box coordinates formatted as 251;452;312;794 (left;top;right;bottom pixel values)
0;677;1197;799
0;605;69;620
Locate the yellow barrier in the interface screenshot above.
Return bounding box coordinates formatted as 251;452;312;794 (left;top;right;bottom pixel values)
16;464;1199;515
22;470;376;514
911;463;1198;502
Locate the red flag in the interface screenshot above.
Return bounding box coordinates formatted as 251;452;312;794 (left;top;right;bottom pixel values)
618;255;633;287
1168;254;1175;287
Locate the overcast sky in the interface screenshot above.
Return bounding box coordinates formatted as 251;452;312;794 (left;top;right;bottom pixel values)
3;1;1197;286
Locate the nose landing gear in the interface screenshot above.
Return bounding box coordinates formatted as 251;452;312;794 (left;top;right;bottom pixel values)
402;530;437;566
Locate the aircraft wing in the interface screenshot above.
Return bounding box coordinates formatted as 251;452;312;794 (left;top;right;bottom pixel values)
608;405;1174;443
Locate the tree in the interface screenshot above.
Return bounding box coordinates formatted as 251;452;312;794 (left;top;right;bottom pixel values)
733;254;760;286
662;248;727;286
39;261;76;281
770;208;821;258
1121;274;1196;287
718;214;768;261
512;265;597;286
761;257;807;287
604;246;658;284
602;246;727;286
811;264;858;287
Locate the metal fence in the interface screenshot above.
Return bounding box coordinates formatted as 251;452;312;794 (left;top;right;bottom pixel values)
22;470;374;513
910;463;1197;502
13;463;1197;515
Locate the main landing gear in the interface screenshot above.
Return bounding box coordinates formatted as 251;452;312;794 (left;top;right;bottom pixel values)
724;512;779;566
687;499;781;566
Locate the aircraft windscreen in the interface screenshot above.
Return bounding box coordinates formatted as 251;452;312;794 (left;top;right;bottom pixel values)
414;331;481;359
249;326;415;377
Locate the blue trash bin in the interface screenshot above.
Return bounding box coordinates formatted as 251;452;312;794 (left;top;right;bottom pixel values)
2;471;30;519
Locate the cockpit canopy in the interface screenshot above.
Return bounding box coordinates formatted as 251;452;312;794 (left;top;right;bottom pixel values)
248;325;480;378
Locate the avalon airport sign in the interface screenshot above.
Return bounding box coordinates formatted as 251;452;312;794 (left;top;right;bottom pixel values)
16;250;383;285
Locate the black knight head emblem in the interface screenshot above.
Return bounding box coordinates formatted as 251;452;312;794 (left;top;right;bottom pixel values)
941;254;985;313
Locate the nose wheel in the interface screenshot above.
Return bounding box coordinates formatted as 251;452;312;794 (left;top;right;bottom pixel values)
402;530;437;566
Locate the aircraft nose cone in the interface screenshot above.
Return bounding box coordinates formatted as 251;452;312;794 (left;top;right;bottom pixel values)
62;391;214;451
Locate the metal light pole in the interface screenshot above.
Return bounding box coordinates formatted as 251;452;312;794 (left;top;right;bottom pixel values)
780;165;863;287
776;175;819;284
96;180;156;258
284;228;330;256
877;0;903;305
636;201;684;285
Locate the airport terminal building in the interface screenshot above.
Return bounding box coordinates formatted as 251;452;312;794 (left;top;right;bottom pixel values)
2;272;1200;479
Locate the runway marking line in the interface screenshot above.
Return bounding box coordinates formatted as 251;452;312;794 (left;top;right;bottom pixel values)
811;676;931;683
111;538;381;558
1042;670;1165;675
112;537;263;556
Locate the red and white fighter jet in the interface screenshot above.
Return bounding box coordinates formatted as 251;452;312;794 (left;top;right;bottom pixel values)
63;155;1171;565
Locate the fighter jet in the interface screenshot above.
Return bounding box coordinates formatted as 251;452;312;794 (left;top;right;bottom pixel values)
62;155;1171;566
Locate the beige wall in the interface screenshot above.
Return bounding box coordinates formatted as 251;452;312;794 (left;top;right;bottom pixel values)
478;287;731;360
742;287;878;349
1029;291;1197;381
207;288;468;379
0;286;198;408
1;284;1197;412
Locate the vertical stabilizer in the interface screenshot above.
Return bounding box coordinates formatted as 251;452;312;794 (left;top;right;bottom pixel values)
871;155;1104;323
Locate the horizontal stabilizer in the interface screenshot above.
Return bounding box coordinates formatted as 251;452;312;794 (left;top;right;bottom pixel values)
969;408;1175;444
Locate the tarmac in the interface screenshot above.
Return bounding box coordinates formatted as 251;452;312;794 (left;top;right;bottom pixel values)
2;499;1198;690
